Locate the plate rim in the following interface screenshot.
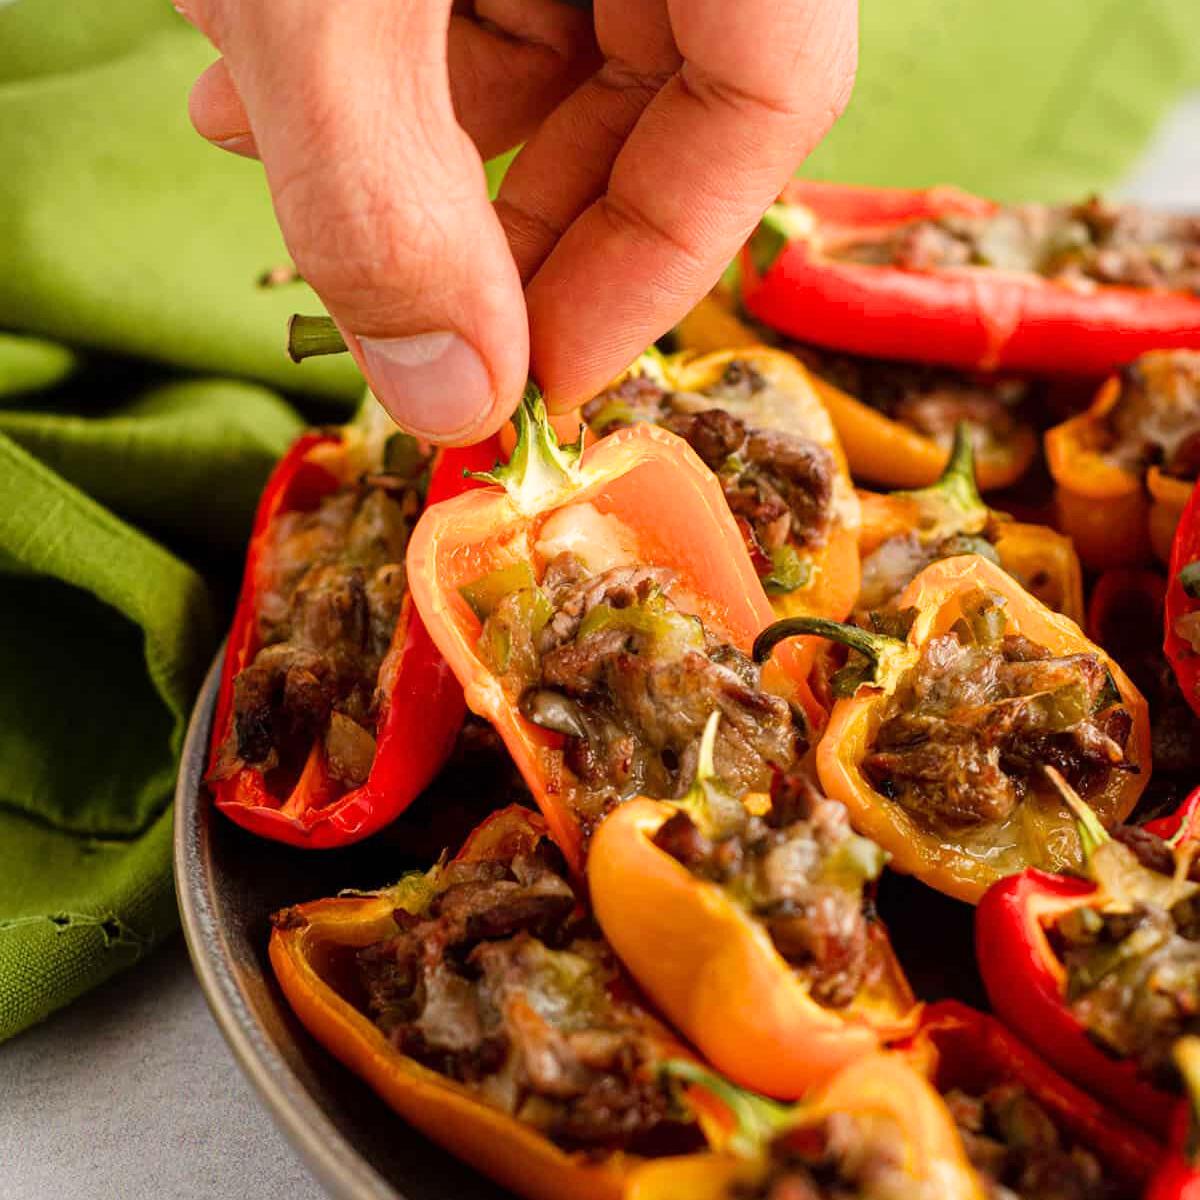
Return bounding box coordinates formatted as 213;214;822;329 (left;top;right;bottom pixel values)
173;646;400;1200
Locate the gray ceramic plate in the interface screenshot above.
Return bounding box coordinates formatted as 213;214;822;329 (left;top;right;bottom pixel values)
173;650;516;1200
175;649;982;1200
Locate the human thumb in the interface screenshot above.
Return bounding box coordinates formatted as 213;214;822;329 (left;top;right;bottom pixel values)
195;0;528;443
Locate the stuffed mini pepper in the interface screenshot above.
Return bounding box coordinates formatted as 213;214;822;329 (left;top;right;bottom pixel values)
1047;350;1200;568
635;1054;987;1200
207;395;492;847
589;717;917;1099
406;385;820;872
856;423;1083;622
977;781;1200;1136
674;291;1036;492
756;555;1149;902
741;182;1200;377
270;806;712;1200
582;347;861;622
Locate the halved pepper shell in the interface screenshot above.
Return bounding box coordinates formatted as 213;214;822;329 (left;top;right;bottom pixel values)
741;180;1200;377
675;290;1035;491
406;420;822;873
813;554;1150;903
589;796;918;1100
207;429;495;847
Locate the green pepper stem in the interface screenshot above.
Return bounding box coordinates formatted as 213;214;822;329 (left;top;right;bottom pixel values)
466;381;584;515
754;616;901;668
659;1059;796;1159
746;203;810;277
932;422;986;514
287;314;348;362
674;711;729;835
1044;765;1109;862
894;421;988;538
1180;562;1200;601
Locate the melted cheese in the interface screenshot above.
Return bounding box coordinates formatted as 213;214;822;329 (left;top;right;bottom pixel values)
534;502;639;575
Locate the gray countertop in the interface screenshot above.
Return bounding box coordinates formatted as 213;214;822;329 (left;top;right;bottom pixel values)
2;936;324;1200
3;91;1198;1200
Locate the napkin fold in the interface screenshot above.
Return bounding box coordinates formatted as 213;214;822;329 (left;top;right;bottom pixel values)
0;0;1195;1040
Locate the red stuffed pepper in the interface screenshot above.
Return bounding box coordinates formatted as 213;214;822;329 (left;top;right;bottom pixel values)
909;1000;1158;1191
977;776;1200;1136
406;383;820;874
741;181;1200;376
1167;478;1200;720
207;395;494;847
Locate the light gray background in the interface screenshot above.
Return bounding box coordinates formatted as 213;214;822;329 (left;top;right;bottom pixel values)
2;91;1198;1200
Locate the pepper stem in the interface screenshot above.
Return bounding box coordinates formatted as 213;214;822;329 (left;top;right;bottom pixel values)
896;422;989;539
673;711;741;838
659;1059;797;1159
287;314;348;362
466;381;584;515
932;422;986;514
746;202;812;277
1174;1037;1200;1165
1180;562;1200;601
754;616;914;696
1044;765;1109;862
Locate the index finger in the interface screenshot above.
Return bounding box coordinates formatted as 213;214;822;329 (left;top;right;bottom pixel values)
524;0;858;407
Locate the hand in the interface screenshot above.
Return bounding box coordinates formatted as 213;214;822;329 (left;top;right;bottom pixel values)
184;0;857;443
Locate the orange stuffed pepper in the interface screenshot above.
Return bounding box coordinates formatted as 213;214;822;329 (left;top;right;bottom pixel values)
1047;349;1200;568
856;423;1083;623
581;347;861;623
632;1055;986;1200
675;292;1036;492
270;805;718;1200
406;385;821;873
589;715;917;1100
755;555;1150;902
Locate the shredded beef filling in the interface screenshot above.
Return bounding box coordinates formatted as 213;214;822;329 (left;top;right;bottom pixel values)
1102;350;1200;479
863;591;1132;832
355;844;695;1153
221;458;426;789
583;360;835;583
836;195;1200;295
480;553;805;821
946;1085;1122;1200
652;776;884;1007
1052;890;1200;1090
788;341;1026;456
733;1114;928;1200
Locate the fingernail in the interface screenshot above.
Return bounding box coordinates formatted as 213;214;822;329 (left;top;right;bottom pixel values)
214;134;256;158
359;332;494;442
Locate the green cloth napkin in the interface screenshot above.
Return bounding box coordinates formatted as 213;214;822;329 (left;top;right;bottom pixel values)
0;0;1197;1041
804;0;1200;200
